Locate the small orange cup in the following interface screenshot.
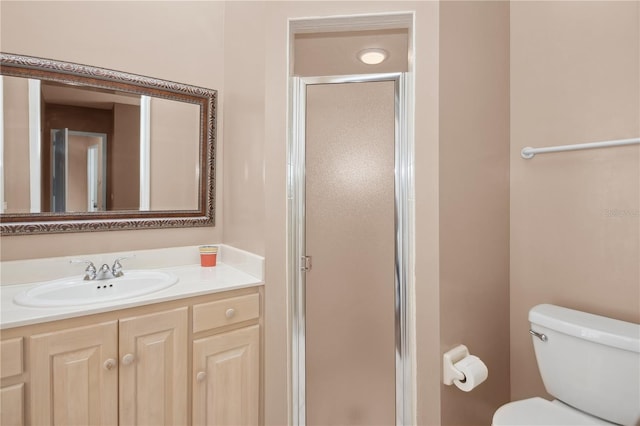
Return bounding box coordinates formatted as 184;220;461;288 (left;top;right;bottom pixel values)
199;246;218;267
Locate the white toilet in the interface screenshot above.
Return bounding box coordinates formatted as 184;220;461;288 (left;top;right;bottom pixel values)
493;304;640;426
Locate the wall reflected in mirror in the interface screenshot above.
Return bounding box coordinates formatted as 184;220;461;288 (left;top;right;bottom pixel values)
1;75;200;215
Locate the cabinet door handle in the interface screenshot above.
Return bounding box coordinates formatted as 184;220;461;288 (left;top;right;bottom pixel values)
196;371;207;382
225;308;235;319
121;353;135;365
103;358;117;370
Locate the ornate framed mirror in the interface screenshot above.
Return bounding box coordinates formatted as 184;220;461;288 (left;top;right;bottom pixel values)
0;53;216;235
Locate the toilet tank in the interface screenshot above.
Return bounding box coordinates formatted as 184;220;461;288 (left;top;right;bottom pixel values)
529;304;640;426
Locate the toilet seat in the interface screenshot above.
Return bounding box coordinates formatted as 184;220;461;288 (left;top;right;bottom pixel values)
492;397;615;425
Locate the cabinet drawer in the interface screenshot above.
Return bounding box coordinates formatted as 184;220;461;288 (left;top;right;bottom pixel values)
193;293;260;333
0;338;23;379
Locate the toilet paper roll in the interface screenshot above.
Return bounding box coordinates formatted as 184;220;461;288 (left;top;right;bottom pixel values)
452;355;488;392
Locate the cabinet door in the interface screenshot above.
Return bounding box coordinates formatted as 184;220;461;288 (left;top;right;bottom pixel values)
119;307;188;426
30;321;118;426
193;325;260;426
1;383;24;426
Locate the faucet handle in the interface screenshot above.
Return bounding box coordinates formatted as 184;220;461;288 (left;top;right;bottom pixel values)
70;259;97;281
112;255;135;278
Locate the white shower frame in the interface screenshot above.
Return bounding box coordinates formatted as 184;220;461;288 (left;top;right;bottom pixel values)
287;13;416;425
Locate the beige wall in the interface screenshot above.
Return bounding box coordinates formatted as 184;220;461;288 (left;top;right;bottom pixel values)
510;0;640;401
222;1;267;257
0;1;224;260
439;2;510;425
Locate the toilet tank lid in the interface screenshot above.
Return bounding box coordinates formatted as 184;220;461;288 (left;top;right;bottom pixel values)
529;304;640;353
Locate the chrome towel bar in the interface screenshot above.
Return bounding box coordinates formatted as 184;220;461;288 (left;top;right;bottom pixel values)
521;137;640;159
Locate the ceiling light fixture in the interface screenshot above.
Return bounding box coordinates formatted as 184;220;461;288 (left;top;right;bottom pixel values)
357;48;388;65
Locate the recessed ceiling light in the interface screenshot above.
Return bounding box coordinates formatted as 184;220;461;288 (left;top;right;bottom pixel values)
357;48;388;65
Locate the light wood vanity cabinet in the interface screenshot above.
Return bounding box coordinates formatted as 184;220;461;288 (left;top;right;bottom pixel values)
192;293;261;426
0;286;262;426
1;337;25;426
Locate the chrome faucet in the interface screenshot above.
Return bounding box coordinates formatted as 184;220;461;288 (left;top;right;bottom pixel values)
71;256;134;281
96;263;115;280
111;257;131;277
71;260;97;281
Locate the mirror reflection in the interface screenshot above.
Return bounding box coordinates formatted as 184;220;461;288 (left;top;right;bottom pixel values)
0;52;216;235
51;129;107;213
2;77;200;214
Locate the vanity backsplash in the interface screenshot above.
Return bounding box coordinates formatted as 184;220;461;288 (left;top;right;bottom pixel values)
0;244;264;286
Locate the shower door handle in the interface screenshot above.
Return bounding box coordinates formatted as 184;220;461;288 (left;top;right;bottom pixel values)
301;256;312;272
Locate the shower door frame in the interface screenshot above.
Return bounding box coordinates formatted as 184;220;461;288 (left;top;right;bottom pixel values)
288;73;415;425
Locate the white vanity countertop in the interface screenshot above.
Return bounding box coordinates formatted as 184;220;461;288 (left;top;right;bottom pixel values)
0;245;264;329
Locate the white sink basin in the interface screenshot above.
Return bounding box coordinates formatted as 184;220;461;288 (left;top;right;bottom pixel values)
13;270;179;308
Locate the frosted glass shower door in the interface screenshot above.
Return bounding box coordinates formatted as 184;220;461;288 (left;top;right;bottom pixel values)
51;128;68;212
305;80;396;425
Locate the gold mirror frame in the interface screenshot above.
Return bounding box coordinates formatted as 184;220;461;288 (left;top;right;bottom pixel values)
0;53;216;235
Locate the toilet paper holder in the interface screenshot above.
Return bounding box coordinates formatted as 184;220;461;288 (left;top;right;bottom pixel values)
443;344;470;385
